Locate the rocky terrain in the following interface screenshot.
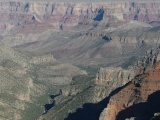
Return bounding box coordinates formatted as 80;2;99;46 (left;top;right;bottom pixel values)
0;0;160;120
99;52;160;120
0;1;160;31
39;48;160;120
38;66;134;120
0;1;159;67
0;44;86;120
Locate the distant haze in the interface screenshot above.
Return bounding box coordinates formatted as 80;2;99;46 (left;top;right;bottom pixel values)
2;0;160;2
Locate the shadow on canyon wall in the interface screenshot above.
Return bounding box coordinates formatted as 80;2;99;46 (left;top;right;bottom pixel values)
65;82;131;120
116;90;160;120
43;93;61;114
93;8;104;21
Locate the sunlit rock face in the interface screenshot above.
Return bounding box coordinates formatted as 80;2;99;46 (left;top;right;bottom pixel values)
95;67;134;86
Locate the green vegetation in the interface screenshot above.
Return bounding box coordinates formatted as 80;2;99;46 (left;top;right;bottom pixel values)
149;26;160;32
22;86;61;120
70;33;82;39
122;56;137;69
72;75;94;84
39;74;95;120
76;65;98;77
0;59;21;68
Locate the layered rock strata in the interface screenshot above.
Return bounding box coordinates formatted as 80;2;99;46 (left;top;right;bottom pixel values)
0;1;160;31
95;67;134;86
100;61;160;120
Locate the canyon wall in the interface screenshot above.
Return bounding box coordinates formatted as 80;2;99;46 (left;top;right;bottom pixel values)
0;1;160;31
95;67;134;86
100;61;160;120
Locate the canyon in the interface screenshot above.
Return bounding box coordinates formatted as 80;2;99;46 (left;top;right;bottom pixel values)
0;0;160;120
0;1;159;67
0;1;160;31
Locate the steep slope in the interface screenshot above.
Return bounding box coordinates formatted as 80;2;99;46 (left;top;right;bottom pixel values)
38;66;134;120
1;1;160;120
100;56;160;120
37;41;160;120
0;44;86;120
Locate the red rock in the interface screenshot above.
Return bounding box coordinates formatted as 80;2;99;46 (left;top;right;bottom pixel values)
100;62;160;120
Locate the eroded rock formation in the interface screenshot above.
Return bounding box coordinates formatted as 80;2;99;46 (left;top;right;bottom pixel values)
0;1;160;31
95;67;134;86
30;54;56;64
100;61;160;120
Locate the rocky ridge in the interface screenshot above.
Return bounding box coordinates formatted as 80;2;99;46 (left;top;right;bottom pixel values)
95;67;134;86
0;1;160;120
37;64;135;120
100;52;160;120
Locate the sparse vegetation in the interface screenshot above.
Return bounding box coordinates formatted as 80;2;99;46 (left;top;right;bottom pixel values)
1;1;160;120
76;65;98;77
122;56;137;69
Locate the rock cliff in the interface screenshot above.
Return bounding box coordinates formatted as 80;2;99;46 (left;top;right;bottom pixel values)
1;1;160;120
30;54;56;64
0;1;160;31
100;60;160;120
95;67;134;86
37;65;135;120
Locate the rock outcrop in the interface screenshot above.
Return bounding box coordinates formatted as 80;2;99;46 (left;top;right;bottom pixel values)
1;1;160;120
95;67;134;86
100;61;160;120
30;54;56;64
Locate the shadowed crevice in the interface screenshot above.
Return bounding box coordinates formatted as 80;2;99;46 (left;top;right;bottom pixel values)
65;82;131;120
116;91;160;120
93;8;104;21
